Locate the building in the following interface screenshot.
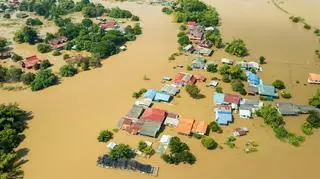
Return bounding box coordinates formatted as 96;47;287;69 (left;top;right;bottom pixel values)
160;84;180;96
196;40;213;48
215;104;233;125
191;120;208;135
164;113;179;127
154;92;171;102
174;72;196;86
100;21;117;29
176;118;195;135
144;89;157;100
246;71;261;85
237;61;260;71
239;99;263;118
135;98;153;108
198;47;213;56
126;105;145;119
183;44;195;53
48;36;68;50
188;29;204;42
276;102;300;116
0;51;11;59
209;80;218;87
140;108;166;123
308;73;320;84
258;84;278;98
191;57;206;69
21;55;41;69
298;105;320;114
224;93;241;109
8;0;20;6
187;21;199;28
140;120;162;137
193;74;206;82
232;127;249;137
239;106;252;118
213;93;225;104
221;58;233;65
118;117;143;135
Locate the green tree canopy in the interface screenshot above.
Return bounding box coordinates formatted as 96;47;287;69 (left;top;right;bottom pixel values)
31;69;58;91
108;7;132;18
13;26;39;44
97;130;113;142
306;110;320;128
201;137;218;150
272;80;285;90
59;64;77;77
20;72;35;85
185;84;201;99
109;144;135;160
225;39;248;57
309;90;320;108
0;37;8;51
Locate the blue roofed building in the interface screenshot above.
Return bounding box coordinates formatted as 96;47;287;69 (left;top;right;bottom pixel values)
214;104;233;125
258;84;278;98
144;89;157;100
154;92;171;102
246;71;261;85
213;93;225;104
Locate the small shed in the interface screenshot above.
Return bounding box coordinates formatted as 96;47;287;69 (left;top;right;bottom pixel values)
239;106;252;119
164;113;179;127
106;142;117;150
221;58;233;65
209;80;218;87
135;98;152;108
160;135;171;144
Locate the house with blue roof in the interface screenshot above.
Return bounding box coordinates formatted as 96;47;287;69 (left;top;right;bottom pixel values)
144;89;157;100
215;110;233;125
258;84;278;98
154;92;171;102
213;93;225;104
246;71;261;85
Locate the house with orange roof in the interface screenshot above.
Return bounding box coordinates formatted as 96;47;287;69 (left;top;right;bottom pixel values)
308;73;320;84
191;120;208;135
176;118;195;136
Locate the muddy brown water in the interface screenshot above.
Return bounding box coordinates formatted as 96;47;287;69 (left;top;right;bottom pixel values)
0;1;320;179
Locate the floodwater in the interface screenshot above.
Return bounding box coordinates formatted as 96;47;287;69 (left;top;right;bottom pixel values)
0;1;319;179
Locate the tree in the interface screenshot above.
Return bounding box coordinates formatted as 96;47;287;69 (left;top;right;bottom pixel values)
0;66;7;82
0;128;20;152
259;56;266;64
82;3;106;17
306;110;320;128
309;90;320;108
206;64;217;73
81;18;93;28
169;137;189;154
109;144;135;160
280;90;292;99
257;104;284;128
218;64;230;75
231;79;244;92
11;53;23;62
222;74;231;83
3;13;10;19
131;15;139;21
205;30;222;48
52;50;61;56
138;141;155;156
215;86;223;93
37;43;52;53
208;121;222;133
201;137;218;150
40;59;52;69
0;37;8;51
109;7;132;18
178;35;190;47
26;18;43;26
31;69;58;91
272;80;285;90
59;64;77;77
97;130;113;142
273;126;288;140
162;7;173;14
133;23;142;35
225;39;248;57
20;72;35;85
185;84;200;98
229;65;244;79
13;26;38;44
301;122;313;135
5;67;23;82
88;56;102;68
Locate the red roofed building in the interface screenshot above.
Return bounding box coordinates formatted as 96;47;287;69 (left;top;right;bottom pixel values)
8;0;20;6
100;21;117;29
48;36;68;50
216;104;232;112
194;74;206;82
140;108;167;123
21;55;41;69
191;120;208;135
224;94;241;109
119;117;143;135
196;40;213;48
187;21;199;28
174;72;196;86
308;73;320;84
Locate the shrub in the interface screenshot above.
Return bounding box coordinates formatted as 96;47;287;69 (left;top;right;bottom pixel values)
218;64;230;75
303;23;311;30
222;74;231;83
215;87;223;93
201;137;218;150
185;84;200;98
11;53;23;62
26;18;43;26
273;126;288;140
89;56;102;68
59;64;77;77
3;13;10;19
31;69;58;91
239;88;247;96
138;141;155;156
20;72;35;85
225;136;236;148
280;90;292;99
63;54;70;60
179;25;187;31
131;15;139;21
186;65;192;71
301;122;313;135
178;35;190;47
37;43;52;53
206;64;217;73
14;26;38;44
231;79;244;92
225;39;248;57
109;144;135;160
287;133;305;147
259;56;266;64
133;23;142;35
52;50;61;56
97;130;113;142
208;121;222;133
108;7;132;18
177;31;186;37
40;59;51;69
272;80;285;90
162;7;173;15
290;16;300;23
5;67;23;82
309;90;320;108
306;110;320;128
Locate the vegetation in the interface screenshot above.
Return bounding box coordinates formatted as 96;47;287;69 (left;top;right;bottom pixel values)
0;38;8;51
20;72;35;85
30;69;58;91
26;18;43;26
162;136;196;165
215;86;223;93
301;122;313;135
272;80;285;90
201;137;218;150
225;39;248;57
178;34;190;47
131;15;139;21
205;29;222;48
309;90;320;108
179;25;187;31
162;7;173;15
59;64;77;77
132;88;147;99
109;144;135;160
13;26;39;44
0;103;31;179
52;50;61;56
244;141;258;154
186;65;192;71
259;56;266;64
289;16;301;23
206;63;217;73
3;13;10;19
37;43;52;53
97;130;113;143
208;121;222;133
185;84;201;99
303;23;311;30
225;136;236;148
231;79;247;95
11;53;23;62
280;90;292;99
109;7;132;18
40;60;52;70
218;64;230;75
138;141;155;156
222;74;231;83
306;110;320;128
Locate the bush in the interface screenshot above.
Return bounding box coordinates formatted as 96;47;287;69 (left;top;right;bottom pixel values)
208;121;222;133
133;23;142;35
206;64;217;73
273;126;288;140
40;59;52;69
138;141;155;156
11;53;23;62
177;31;186;37
185;84;200;99
201;137;218;150
259;56;265;64
3;13;10;19
162;7;173;15
178;35;190;47
13;26;38;44
186;65;192;71
109;144;135;160
131;15;139;21
59;64;77;77
301;122;313;135
5;67;23;82
225;39;248;57
31;69;58;91
20;72;35;85
97;130;113;142
306;110;320;128
287;133;305;147
63;54;70;60
303;24;311;30
109;7;132;18
222;74;231;83
89;56;102;68
225;136;236;148
309;90;320;108
52;50;61;56
26;18;43;26
218;64;230;75
179;25;187;31
290;16;300;23
231;79;244;92
280;90;292;99
215;87;223;93
272;80;285;90
37;43;52;53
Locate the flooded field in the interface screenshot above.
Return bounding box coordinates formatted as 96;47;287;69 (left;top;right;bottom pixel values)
0;1;319;179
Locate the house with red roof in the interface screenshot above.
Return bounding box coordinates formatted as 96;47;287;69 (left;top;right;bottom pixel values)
187;21;199;28
48;36;68;50
174;72;196;86
100;21;117;30
191;120;208;135
196;40;213;48
308;73;320;84
176;118;195;136
224;93;241;109
140;108;167;123
21;55;41;69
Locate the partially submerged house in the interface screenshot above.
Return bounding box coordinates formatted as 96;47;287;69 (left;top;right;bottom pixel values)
187;21;199;28
188;28;204;43
126;105;145;119
232;127;249;137
174;72;196;86
237;61;260;71
224;93;241;109
164;113;179;127
221;58;233;65
140;108;167;123
100;21;117;30
276;102;300;116
118;117;143;135
140;120;162;137
193;74;206;82
135;98;152;108
154;92;171;102
239;99;263;118
308;73;320;84
246;71;261;85
298;105;320;114
144;89;157;100
0;51;11;59
21;55;41;69
215;104;233;125
191;120;208;135
258;84;278;98
197;47;213;56
183;44;195;53
196;40;213;48
160;84;180;96
48;36;68;50
191;57;206;69
176;118;195;136
213;93;225;105
209;80;218;87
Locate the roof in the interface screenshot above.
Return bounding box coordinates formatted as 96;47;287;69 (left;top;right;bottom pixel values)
187;21;199;27
118;117;143;135
248;84;259;93
215;110;232;125
191;120;208;134
135;98;152;108
127;105;145;119
246;71;261;85
160;135;171;144
154;92;171;102
308;73;320;83
224;94;241;104
183;44;193;51
48;36;68;45
22;55;41;68
164;113;179;126
298;105;320;113
198;47;213;55
160;84;180;96
213;93;225;104
221;58;233;64
239;109;252;117
176;118;194;135
100;21;117;29
174;72;195;85
277;102;300;116
140;108;166;122
258;85;277;97
139;120;162;137
194;74;206;82
216;104;232;112
144;89;157;99
209;80;218;87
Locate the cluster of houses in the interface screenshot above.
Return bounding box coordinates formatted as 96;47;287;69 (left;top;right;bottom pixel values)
183;21;215;57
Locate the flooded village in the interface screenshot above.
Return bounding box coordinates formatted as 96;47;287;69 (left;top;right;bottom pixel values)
0;0;319;179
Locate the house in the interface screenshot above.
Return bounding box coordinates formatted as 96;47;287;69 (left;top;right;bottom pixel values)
196;40;213;48
160;135;171;145
239;106;252;118
191;120;208;135
191;57;206;69
188;29;203;42
140;120;162;137
126;105;145;119
100;21;117;29
232;127;249;137
248;84;259;95
215;104;233;125
140;108;166;123
154;92;171;102
183;44;195;53
224;93;241;109
187;21;199;28
221;58;233;65
48;36;68;50
21;55;41;69
174;72;196;86
209;80;218;87
308;73;320;84
164;113;179;127
106;141;117;150
0;51;11;59
240;99;263;113
298;105;320;114
118;117;143;135
194;74;206;82
246;71;261;85
160;84;180;96
237;61;260;70
135;98;152;108
176;118;195;135
276;102;300;116
144;89;157;100
119;45;127;51
258;84;278;98
213;93;225;105
198;47;213;56
162;76;172;81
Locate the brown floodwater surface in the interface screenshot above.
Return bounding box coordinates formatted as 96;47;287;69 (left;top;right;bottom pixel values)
0;1;320;179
